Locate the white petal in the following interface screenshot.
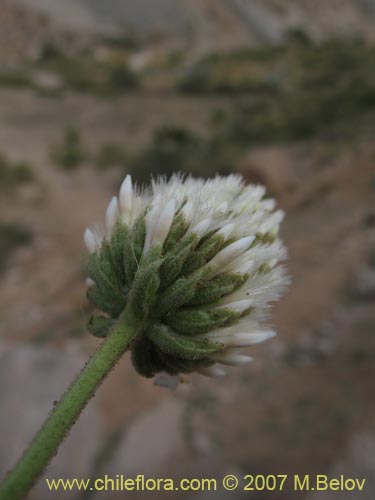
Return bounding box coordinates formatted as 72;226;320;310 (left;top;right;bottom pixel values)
221;299;253;313
85;277;95;287
259;210;284;233
261;199;276;211
209;236;255;270
230;259;254;275
198;365;226;377
191;218;211;237
105;196;119;236
143;204;159;254
181;201;194;222
152;199;176;247
228;330;276;347
83;228;97;253
212;352;253;366
216;222;234;240
217;201;228;212
119;175;133;218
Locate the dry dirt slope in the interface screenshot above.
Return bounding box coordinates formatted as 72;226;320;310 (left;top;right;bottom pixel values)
0;86;374;499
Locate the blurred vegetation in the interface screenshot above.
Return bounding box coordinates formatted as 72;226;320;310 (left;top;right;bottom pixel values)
0;50;138;97
37;43;138;96
0;69;32;88
29;35;374;185
50;124;237;183
128;126;203;183
100;33;141;51
96;142;128;170
180;37;375;142
0;153;34;192
127;126;234;185
141;49;186;88
51;127;87;170
0;222;33;272
51;129;129;171
124;36;375;185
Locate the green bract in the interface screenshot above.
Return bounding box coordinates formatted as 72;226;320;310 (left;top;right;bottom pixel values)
85;215;247;378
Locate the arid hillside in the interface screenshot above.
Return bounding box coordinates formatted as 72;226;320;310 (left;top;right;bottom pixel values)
1;84;374;498
0;3;374;498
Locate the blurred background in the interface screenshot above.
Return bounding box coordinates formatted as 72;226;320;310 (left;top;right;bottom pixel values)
0;0;374;498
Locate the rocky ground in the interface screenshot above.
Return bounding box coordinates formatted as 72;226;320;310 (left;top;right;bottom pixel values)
0;85;374;499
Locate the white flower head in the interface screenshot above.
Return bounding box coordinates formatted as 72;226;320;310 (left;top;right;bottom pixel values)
84;174;289;384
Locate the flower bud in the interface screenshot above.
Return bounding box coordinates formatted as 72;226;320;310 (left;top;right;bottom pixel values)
84;174;288;383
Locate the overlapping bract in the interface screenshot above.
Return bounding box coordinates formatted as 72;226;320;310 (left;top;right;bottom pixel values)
84;174;288;380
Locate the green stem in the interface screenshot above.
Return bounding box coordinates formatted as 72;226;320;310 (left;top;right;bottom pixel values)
0;309;142;500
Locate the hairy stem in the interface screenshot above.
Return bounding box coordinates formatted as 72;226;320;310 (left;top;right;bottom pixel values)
0;309;142;500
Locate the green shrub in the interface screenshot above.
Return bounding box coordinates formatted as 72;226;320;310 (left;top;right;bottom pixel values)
105;59;138;92
180;38;375;142
0;153;34;191
0;222;33;271
101;33;140;51
96;142;127;169
53;56;93;92
52;128;87;170
0;70;32;88
128;126;202;184
38;50;138;95
128;125;235;185
37;42;64;64
179;46;283;94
